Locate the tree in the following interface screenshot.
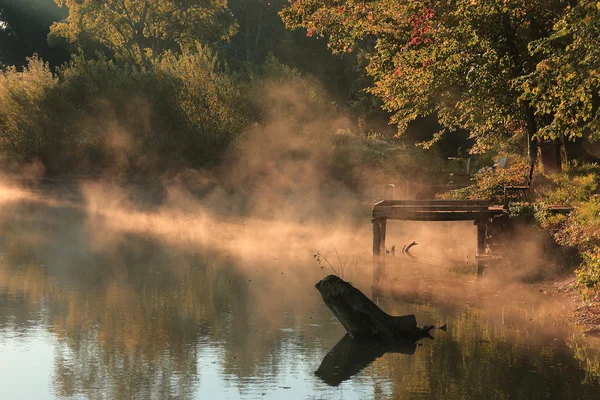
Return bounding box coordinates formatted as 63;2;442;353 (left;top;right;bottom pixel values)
225;0;368;108
225;0;286;69
50;0;237;68
0;0;69;68
522;1;600;144
281;1;572;159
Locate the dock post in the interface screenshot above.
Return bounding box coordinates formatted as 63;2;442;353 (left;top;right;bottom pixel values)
372;218;387;286
386;184;395;200
380;219;387;254
475;220;487;276
476;221;486;256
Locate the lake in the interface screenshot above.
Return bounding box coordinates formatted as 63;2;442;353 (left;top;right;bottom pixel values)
0;186;599;399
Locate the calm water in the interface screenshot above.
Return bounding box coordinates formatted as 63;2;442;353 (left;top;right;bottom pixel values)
1;193;600;399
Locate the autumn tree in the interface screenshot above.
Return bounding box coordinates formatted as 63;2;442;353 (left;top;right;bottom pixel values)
281;1;574;159
523;1;600;144
50;0;237;68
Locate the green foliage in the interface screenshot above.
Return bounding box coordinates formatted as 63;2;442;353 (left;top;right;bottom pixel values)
535;164;599;251
157;44;252;162
577;247;600;291
252;54;340;120
529;163;600;292
0;49;253;173
327;129;452;191
50;0;236;68
223;0;382;128
522;1;600;142
507;202;535;220
281;0;572;151
551;196;600;250
0;57;61;163
536;163;600;205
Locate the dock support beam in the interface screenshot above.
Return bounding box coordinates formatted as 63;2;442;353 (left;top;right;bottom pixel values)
475;220;487;276
372;218;387;286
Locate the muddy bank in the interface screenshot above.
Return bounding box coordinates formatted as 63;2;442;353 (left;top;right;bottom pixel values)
530;274;600;335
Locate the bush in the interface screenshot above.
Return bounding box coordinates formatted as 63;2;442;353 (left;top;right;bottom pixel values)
532;163;600;292
55;54;176;171
535;162;600;205
577;247;600;292
535;164;600;252
0;49;254;174
507;202;536;220
0;57;60;166
549;196;600;250
438;159;531;204
157;44;252;165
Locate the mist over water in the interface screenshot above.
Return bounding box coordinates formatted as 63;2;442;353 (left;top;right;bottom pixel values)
3;0;600;397
0;178;599;399
0;82;595;399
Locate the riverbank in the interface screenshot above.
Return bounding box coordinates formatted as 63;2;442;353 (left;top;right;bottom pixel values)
540;275;600;336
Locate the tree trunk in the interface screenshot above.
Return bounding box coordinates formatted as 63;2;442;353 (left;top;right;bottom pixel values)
525;103;538;164
540;139;562;173
315;275;434;341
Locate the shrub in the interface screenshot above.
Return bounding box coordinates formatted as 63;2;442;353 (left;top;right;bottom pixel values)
157;44;252;165
577;247;600;293
0;56;59;166
438;159;531;204
507;202;536;220
0;49;254;174
536;164;600;253
533;163;600;293
535;162;600;205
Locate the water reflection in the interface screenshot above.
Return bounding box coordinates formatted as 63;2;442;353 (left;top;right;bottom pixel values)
0;198;600;399
316;335;421;387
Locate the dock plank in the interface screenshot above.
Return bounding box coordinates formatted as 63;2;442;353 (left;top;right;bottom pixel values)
376;200;494;207
373;199;505;221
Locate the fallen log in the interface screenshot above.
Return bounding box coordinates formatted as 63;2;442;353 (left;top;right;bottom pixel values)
315;275;434;341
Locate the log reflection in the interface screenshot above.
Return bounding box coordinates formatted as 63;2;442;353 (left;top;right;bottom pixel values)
315;334;420;387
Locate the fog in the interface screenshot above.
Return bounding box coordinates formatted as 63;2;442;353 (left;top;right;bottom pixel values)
0;78;568;312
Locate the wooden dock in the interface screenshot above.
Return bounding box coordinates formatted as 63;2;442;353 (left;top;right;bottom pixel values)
371;199;507;281
372;200;504;221
371;199;573;280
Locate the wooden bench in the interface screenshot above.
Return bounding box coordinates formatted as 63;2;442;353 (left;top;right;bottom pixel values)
503;162;535;205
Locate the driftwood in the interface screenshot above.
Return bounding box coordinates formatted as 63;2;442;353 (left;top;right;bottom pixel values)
401;241;419;259
403;241;418;253
315;334;417;386
315;275;434;341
